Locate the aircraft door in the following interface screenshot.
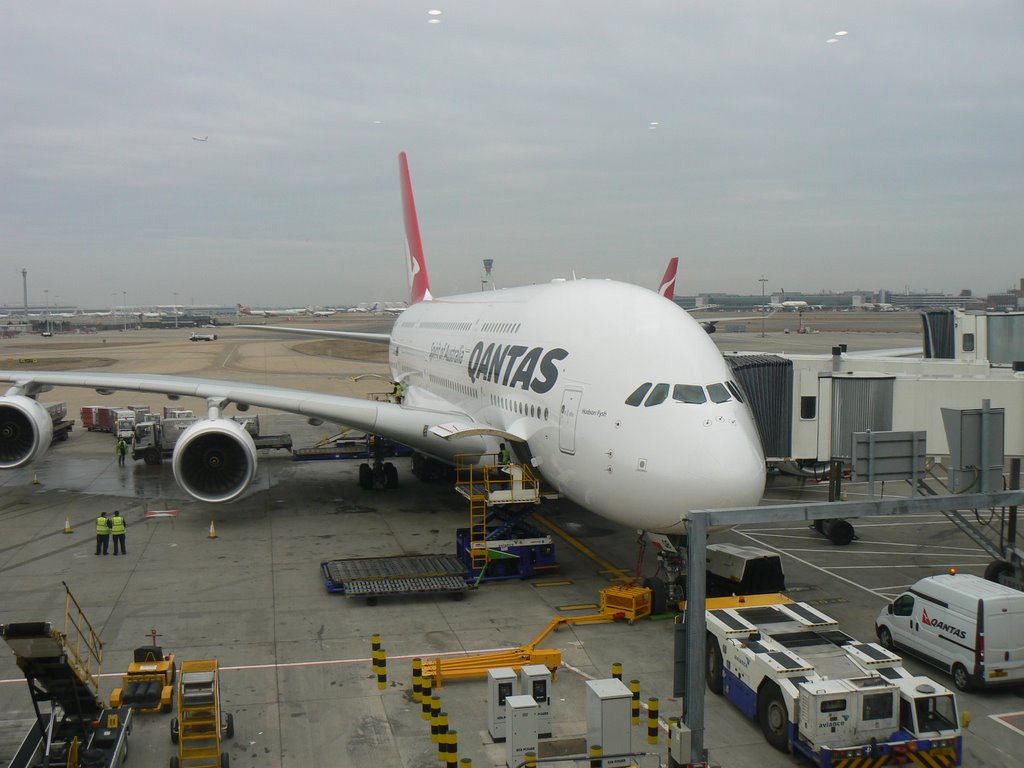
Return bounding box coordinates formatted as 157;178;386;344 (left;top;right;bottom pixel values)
559;388;582;455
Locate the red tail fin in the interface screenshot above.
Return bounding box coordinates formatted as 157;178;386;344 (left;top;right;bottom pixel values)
659;257;678;300
399;152;433;304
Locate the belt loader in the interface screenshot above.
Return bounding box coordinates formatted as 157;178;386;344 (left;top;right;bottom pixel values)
110;645;176;713
705;596;962;767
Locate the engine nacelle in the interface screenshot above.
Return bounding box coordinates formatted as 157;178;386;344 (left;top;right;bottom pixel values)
172;418;257;503
0;396;53;469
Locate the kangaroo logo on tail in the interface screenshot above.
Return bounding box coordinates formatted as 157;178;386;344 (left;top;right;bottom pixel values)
659;257;679;300
399;152;433;305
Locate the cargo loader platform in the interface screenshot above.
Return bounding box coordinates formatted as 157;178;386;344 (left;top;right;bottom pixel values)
320;554;469;605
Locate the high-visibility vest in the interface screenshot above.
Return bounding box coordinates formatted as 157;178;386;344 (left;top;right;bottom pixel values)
96;516;109;534
498;448;510;465
110;516;126;535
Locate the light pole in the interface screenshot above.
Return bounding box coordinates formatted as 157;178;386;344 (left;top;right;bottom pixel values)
44;289;49;334
759;276;768;337
122;290;127;332
173;292;179;329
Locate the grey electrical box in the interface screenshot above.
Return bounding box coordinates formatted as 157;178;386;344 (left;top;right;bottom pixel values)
505;695;539;768
487;667;519;742
669;720;693;768
850;430;927;485
941;405;1005;492
585;678;632;768
519;664;552;738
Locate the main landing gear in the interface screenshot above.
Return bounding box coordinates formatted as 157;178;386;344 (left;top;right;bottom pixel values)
358;437;399;489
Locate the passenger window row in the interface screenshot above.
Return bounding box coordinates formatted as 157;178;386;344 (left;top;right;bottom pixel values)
625;381;745;408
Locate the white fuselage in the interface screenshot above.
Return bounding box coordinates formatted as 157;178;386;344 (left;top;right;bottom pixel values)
390;279;766;534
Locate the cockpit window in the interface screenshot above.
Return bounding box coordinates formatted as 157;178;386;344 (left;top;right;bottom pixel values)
644;383;670;407
725;381;745;403
707;383;732;403
672;384;707;404
625;383;652;407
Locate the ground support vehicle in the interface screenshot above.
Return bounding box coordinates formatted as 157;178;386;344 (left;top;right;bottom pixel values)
134;415;290;464
706;595;962;767
44;401;74;443
0;586;134;768
876;572;1024;690
170;658;233;768
81;405;116;432
111;645;176;713
321;554;468;605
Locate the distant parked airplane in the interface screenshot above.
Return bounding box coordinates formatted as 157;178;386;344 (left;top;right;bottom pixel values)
192;136;208;142
236;304;306;318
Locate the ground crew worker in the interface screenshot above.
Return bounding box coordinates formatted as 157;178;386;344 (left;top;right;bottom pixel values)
110;511;126;555
116;437;128;466
95;512;111;555
391;380;405;403
498;443;511;466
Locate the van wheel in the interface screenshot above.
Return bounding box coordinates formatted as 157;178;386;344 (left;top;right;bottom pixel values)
878;627;894;650
706;634;724;695
758;682;790;752
951;663;971;692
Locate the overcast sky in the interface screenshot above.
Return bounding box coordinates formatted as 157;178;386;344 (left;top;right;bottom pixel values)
3;2;1022;308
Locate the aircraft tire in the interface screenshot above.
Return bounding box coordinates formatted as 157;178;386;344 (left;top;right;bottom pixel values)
358;463;373;489
643;577;667;615
384;462;399;488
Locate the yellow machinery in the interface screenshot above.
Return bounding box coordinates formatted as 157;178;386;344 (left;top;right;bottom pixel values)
170;658;234;768
421;585;652;686
111;645;176;713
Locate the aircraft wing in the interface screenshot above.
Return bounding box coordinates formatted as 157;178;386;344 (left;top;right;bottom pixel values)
0;369;490;501
235;324;390;344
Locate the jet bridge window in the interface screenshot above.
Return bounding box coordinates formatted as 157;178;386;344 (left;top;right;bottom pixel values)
644;383;670;407
625;383;652;407
707;383;732;403
672;384;707;404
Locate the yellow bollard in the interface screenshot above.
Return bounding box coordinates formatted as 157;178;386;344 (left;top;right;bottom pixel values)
667;717;679;764
430;694;441;736
459;760;472;768
435;711;449;756
412;657;423;703
445;729;458;768
524;752;537;768
647;697;659;745
371;633;381;651
611;662;622;680
421;680;433;720
372;647;387;690
629;680;640;726
589;743;603;768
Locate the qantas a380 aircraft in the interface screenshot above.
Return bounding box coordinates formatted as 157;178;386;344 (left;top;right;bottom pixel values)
0;154;765;534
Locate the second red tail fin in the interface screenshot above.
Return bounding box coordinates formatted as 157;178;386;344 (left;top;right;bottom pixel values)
659;257;679;300
399;152;433;304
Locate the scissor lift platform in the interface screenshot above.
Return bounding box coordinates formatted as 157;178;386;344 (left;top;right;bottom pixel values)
321;554;469;604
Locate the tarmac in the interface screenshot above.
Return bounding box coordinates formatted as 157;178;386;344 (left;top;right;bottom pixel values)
1;314;1022;768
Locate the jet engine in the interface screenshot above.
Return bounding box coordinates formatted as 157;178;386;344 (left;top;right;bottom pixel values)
172;418;257;503
0;396;53;469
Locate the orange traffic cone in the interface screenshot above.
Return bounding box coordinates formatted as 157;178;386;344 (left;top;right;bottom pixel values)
207;520;218;539
63;517;73;534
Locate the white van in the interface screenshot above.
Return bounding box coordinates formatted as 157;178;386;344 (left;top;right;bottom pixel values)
876;573;1024;691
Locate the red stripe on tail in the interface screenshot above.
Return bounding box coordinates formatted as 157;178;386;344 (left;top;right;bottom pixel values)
399;152;432;304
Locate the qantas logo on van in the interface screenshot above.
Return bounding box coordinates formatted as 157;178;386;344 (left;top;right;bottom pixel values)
921;609;968;640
